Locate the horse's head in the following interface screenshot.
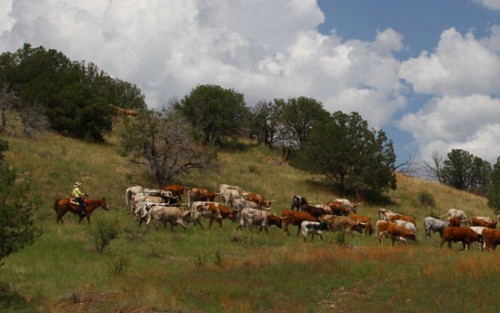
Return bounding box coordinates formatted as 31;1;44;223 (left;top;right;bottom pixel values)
100;197;110;210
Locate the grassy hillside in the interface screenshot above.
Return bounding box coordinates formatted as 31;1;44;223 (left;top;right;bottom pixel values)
0;130;498;313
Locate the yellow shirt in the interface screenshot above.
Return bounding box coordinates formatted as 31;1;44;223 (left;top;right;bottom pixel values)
72;187;85;198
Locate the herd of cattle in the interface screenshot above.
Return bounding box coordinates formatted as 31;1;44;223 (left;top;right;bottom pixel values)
124;184;500;252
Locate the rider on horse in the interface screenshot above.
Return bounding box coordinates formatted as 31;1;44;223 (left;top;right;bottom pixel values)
72;181;87;218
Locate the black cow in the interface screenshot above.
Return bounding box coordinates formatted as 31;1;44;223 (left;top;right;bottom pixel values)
291;195;308;211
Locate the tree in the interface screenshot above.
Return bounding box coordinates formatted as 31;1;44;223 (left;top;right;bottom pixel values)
175;84;249;144
441;149;491;195
248;99;284;147
0;43;146;142
291;111;396;198
0;81;18;133
0;140;41;266
422;151;444;182
487;157;500;214
279;96;330;148
116;108;217;185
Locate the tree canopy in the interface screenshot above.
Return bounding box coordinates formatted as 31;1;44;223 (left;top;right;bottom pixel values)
291;111;396;198
487;157;500;214
0;139;41;266
441;149;491;196
0;43;146;141
174;84;249;144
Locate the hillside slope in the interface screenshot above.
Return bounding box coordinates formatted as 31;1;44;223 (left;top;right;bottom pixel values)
0;131;497;313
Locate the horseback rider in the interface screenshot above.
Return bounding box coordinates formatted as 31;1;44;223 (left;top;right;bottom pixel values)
72;181;87;218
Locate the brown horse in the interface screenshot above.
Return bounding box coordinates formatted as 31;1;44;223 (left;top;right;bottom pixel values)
54;197;109;225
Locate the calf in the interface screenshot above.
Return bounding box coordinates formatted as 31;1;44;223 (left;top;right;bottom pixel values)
300;221;329;241
482;228;500;251
375;220;416;246
280;210;318;236
440;226;481;250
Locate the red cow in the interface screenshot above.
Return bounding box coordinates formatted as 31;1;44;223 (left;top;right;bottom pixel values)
448;217;462;227
300;204;328;218
440;226;481;250
375;221;416;246
482;228;500;251
187;187;218;206
162;184;189;199
280;210;318;236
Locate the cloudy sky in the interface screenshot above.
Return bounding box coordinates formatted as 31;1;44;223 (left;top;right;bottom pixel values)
1;0;500;168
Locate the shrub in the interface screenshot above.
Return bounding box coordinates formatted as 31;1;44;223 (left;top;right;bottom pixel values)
418;191;436;208
88;218;119;253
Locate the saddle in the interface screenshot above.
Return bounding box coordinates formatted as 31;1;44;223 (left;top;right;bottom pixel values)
69;198;89;206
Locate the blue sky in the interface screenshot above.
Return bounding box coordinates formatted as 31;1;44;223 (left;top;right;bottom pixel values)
318;0;498;57
1;0;500;170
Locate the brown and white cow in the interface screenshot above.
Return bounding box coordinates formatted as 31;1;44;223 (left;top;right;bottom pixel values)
445;208;467;224
375;220;416;246
468;217;497;229
440;226;481;250
326;199;361;216
199;202;238;229
243;192;272;209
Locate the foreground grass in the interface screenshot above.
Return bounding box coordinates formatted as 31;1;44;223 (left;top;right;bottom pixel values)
0;132;498;312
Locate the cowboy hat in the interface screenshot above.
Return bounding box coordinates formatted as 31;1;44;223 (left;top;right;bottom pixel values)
74;181;82;187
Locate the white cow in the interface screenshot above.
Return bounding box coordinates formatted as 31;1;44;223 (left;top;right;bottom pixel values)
236;207;272;233
445;208;467;224
141;205;190;231
423;216;449;238
125;185;144;209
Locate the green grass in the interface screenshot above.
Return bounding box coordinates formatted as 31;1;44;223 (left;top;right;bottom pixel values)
0;131;498;312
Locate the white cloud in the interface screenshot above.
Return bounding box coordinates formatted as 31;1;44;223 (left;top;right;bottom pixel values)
398;95;500;164
0;0;405;130
399;28;500;96
474;0;500;11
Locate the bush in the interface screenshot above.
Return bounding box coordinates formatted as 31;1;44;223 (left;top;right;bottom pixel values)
88;218;119;253
0;149;42;267
418;191;436;208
